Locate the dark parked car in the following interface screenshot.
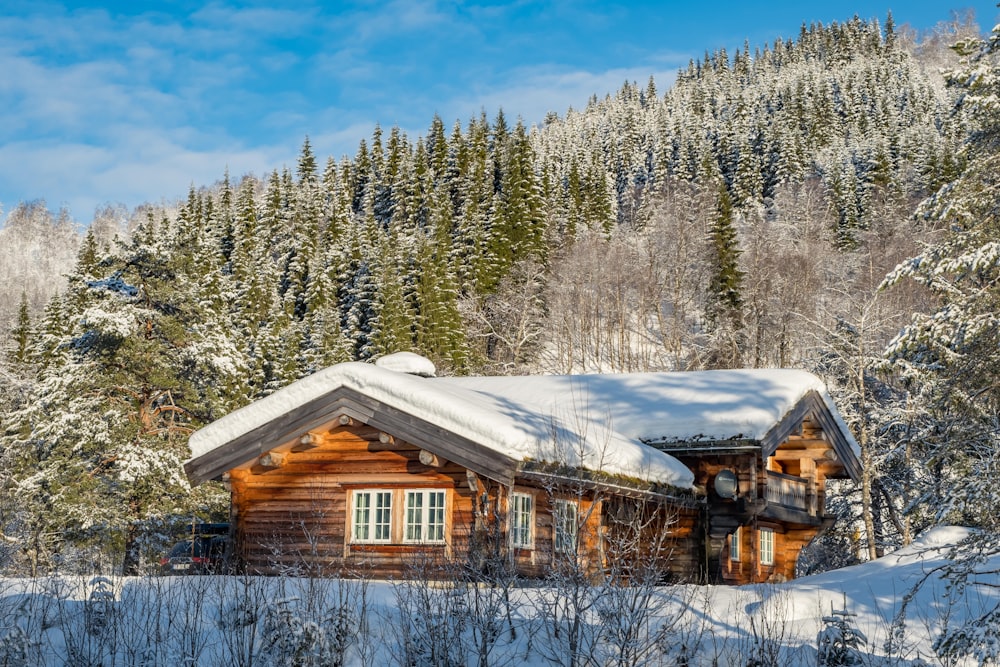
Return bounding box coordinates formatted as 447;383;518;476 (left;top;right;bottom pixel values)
159;525;229;574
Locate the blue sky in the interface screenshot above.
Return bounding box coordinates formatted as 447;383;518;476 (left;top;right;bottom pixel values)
2;1;997;224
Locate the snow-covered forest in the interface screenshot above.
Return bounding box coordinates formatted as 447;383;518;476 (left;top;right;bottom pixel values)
1;11;1000;664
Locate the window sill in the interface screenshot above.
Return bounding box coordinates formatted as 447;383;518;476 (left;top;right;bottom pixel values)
349;542;447;549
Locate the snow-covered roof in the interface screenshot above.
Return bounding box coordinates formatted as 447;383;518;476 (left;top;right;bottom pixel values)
186;354;859;490
374;350;437;377
434;369;847;446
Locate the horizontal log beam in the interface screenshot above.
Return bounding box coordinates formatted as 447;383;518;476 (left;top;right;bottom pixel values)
771;448;837;461
781;437;829;448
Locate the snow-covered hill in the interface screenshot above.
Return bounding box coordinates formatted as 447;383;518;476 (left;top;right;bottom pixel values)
1;527;995;665
696;526;998;664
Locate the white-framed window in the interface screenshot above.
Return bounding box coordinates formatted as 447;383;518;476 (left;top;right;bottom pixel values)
353;490;392;543
510;492;534;548
759;528;774;566
553;500;579;553
404;490;447;543
730;526;741;562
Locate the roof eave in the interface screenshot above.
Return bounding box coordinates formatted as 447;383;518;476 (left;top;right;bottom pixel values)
644;439;761;457
517;462;699;507
184;385;521;486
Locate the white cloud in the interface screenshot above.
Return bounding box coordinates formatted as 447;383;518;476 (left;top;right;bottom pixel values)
347;0;461;42
0;1;696;225
442;61;688;127
0;131;285;223
190;2;316;36
0;4;299;220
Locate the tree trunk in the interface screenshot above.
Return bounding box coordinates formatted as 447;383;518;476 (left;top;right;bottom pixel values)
859;423;877;561
121;497;142;575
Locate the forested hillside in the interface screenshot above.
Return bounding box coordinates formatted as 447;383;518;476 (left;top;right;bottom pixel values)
0;13;996;616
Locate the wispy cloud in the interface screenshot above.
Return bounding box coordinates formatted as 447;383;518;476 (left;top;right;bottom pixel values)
0;1;694;222
0;3;308;220
3;0;988;224
0;130;286;218
442;60;689;127
345;0;464;43
190;3;316;36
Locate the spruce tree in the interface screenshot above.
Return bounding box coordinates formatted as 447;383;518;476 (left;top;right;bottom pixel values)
453;113;498;294
9;292;32;366
882;21;1000;662
703;182;746;368
494;120;547;273
705;183;744;326
882;18;1000;514
415;187;468;370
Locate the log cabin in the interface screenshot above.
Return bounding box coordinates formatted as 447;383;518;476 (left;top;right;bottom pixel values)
183;352;861;584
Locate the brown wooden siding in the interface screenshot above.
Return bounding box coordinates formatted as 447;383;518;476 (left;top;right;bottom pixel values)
667;507;703;582
224;413;842;584
227;422;666;579
230;424;475;576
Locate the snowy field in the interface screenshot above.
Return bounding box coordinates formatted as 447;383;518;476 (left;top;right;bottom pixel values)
0;526;995;666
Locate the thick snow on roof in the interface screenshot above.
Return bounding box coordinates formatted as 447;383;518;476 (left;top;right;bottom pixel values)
186;354;854;490
374;350;437;377
435;367;848;445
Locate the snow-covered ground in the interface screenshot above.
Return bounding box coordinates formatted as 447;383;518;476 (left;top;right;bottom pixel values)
1;526;995;666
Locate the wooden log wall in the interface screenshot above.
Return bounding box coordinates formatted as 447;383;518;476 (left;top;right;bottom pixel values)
230;423;476;577
227;422;683;580
720;520;828;584
601;499;702;583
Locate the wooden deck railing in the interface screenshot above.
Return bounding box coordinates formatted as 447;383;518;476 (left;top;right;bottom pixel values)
765;472;810;512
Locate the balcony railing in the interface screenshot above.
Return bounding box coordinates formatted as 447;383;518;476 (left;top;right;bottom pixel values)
765;472;810;512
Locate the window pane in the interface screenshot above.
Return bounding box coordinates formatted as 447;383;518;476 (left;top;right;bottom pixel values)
760;528;774;565
354;489;449;545
554;500;578;553
406;491;423;541
428;491;445;542
730;527;741;562
512;493;533;548
375;492;392;541
354;492;370;541
523;496;533;545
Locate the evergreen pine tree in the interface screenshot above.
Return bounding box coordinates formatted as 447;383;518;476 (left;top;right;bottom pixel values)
415;187;468;370
9;292;32;366
882;18;1000;529
2;208;244;573
882;21;1000;662
494;119;547;273
705;183;744;326
453;113;498;293
703;182;746;368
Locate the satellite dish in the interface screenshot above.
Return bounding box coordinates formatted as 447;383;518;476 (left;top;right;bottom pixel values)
714;469;738;499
